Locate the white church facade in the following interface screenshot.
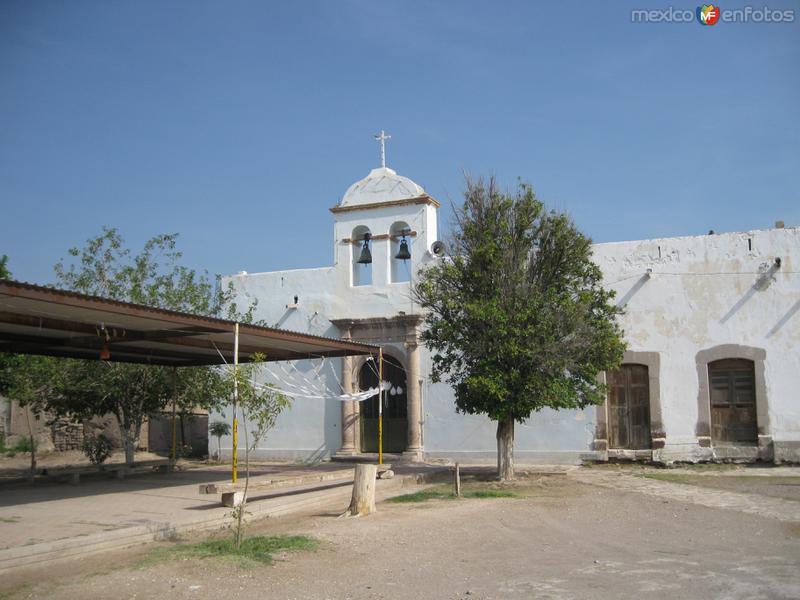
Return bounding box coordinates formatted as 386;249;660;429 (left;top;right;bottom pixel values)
217;147;800;465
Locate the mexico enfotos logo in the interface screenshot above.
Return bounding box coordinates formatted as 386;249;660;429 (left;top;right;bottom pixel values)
631;5;796;23
697;4;721;25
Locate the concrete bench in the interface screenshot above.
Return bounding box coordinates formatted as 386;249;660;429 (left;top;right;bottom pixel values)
200;465;393;507
40;459;173;485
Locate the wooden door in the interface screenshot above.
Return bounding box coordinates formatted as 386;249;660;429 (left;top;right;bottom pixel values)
608;364;652;450
709;359;757;444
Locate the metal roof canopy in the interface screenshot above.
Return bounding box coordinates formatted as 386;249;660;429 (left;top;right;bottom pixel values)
0;280;378;366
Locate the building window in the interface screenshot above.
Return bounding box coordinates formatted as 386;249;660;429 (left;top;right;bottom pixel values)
708;358;757;444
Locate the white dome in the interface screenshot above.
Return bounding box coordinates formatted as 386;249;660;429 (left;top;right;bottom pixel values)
340;167;425;207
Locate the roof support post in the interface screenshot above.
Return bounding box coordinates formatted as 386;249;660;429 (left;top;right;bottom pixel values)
378;348;383;466
170;368;178;463
232;322;239;483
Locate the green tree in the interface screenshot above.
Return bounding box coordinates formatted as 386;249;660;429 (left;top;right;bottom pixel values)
0;255;14;396
5;229;255;465
1;355;57;477
0;254;9;279
209;420;231;462
231;353;290;548
415;177;626;480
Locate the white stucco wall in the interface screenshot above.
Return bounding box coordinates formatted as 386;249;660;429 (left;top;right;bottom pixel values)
213;182;798;464
210;197;447;461
593;226;800;461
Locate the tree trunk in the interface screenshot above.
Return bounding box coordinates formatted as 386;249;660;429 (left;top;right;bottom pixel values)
25;406;37;481
342;464;377;517
122;430;136;466
115;400;145;467
496;418;515;481
236;404;252;550
118;411;138;466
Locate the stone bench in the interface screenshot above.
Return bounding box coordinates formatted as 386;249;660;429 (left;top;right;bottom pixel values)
200;464;393;507
40;459;173;485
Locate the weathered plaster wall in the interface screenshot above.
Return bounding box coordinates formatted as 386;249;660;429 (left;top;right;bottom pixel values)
209;269;347;461
593;227;800;461
216;208;798;464
212;199;444;461
419;345;597;464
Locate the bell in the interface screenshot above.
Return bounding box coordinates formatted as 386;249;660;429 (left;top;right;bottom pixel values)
395;238;411;261
357;240;372;264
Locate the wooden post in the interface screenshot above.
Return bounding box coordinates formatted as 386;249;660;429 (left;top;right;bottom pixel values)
232;322;239;483
342;464;377;517
454;462;461;498
170;368;177;462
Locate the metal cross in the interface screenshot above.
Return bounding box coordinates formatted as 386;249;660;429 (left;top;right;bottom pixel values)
374;130;391;168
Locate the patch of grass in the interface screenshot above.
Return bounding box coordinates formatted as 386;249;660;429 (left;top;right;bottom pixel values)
388;484;519;503
0;516;20;523
464;489;517;498
0;587;28;600
0;437;35;457
641;472;694;484
10;437;35;454
142;535;318;569
676;462;739;471
0;435;15;457
387;488;455;503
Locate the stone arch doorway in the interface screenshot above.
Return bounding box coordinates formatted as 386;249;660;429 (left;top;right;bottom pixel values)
695;344;769;459
708;358;757;444
358;355;408;453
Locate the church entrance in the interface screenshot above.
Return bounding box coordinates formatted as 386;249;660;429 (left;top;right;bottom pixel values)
358;356;408;453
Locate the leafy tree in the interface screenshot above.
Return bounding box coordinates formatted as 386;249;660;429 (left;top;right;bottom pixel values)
0;254;9;279
1;355;58;477
230;353;290;548
415;177;626;480
0;255;16;396
5;229;256;465
209;420;231;462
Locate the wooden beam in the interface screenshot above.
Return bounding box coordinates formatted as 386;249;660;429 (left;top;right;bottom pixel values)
0;280;379;365
0;332;223;364
0;343;203;366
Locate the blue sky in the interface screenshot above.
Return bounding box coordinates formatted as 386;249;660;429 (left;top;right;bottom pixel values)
1;0;798;284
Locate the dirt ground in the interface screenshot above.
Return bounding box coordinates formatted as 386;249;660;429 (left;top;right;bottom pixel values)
642;473;800;502
3;471;799;600
0;451;170;480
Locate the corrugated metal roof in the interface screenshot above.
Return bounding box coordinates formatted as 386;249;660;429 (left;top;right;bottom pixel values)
0;279;378;366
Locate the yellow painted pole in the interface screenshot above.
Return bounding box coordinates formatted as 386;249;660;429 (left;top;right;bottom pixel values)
378;348;383;466
170;371;177;462
232;322;239;483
